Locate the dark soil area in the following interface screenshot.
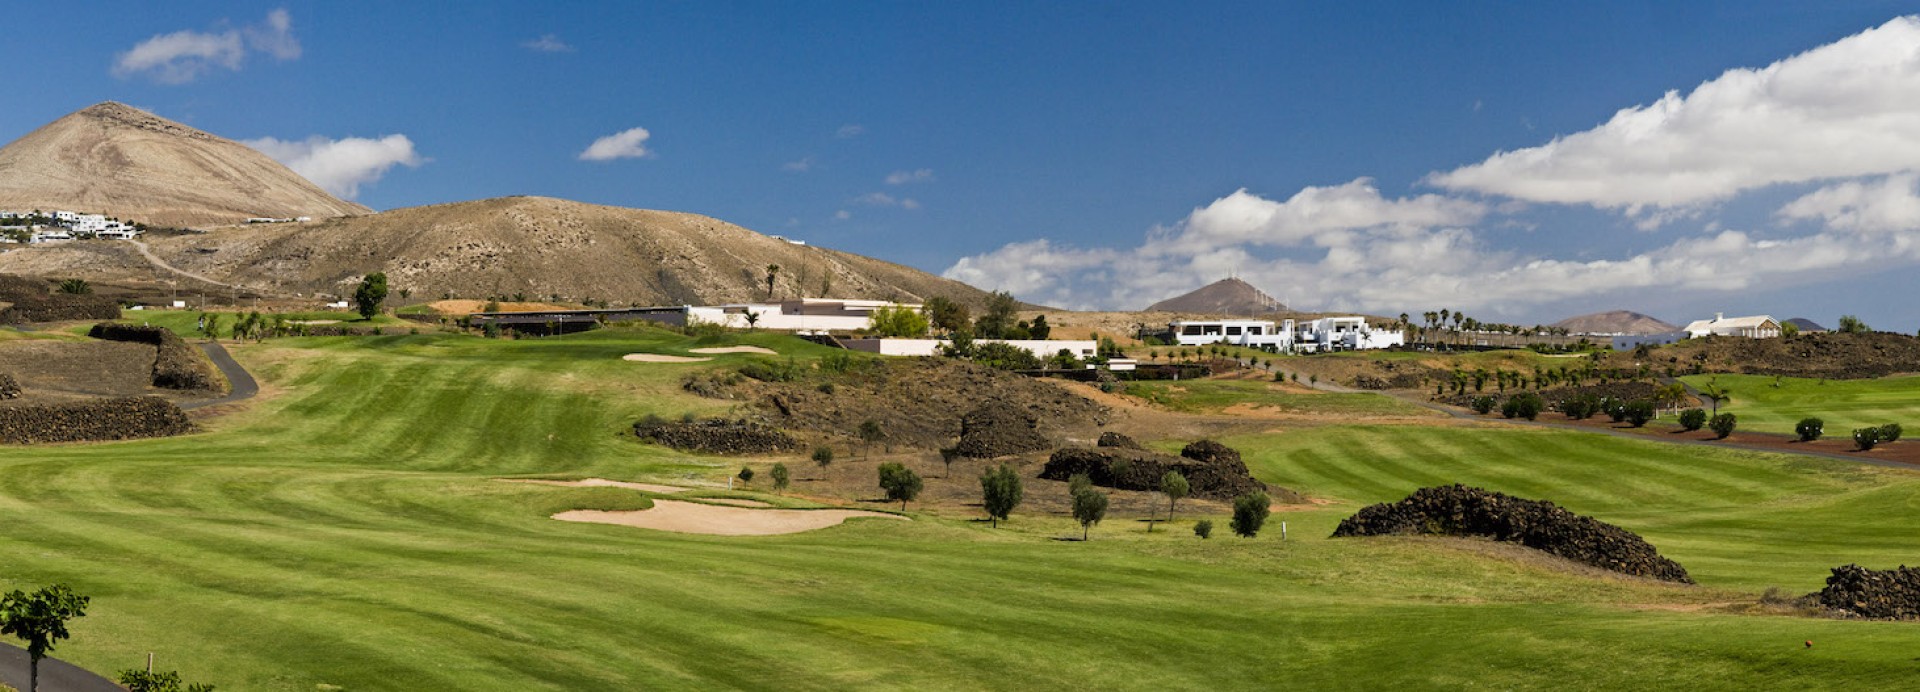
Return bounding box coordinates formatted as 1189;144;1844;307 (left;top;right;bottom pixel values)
952;405;1052;458
634;418;797;454
0;275;121;324
1811;564;1920;620
742;357;1111;451
1617;332;1920;379
0;340;165;404
0;396;193;444
1332;485;1693;583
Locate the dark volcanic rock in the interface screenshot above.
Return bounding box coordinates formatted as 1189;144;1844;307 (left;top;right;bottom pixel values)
953;404;1052;458
1811;564;1920;620
1040;443;1286;501
1332;485;1693;584
1180;439;1241;466
633;418;796;454
0;396;193;444
0;275;121;324
1096;431;1142;449
0;373;19;400
88;323;224;392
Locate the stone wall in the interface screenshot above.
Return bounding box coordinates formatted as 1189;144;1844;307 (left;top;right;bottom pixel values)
1810;564;1920;620
0;396;194;444
0;275;121;324
0;373;20;400
633;418;797;454
87;323;224;392
952;404;1053;458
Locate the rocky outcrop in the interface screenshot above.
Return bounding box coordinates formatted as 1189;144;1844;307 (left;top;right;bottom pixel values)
87;323;224;392
1040;442;1282;501
1096;431;1142;449
1332;485;1692;583
952;403;1054;459
633;418;797;454
1810;564;1920;620
0;396;193;444
0;373;20;400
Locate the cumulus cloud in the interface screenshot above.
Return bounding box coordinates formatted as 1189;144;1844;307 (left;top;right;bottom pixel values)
523;34;574;53
854;192;920;210
1430;16;1920;219
835;124;865;139
245;134;423;199
114;8;300;84
578;127;653;161
885;168;935;185
1777;174;1920;234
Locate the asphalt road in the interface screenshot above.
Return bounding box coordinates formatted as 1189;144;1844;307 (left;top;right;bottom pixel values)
180;341;258;411
0;644;122;692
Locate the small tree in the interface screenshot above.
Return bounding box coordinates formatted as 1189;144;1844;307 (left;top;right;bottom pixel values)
1709;413;1738;440
1193;519;1213;539
866;305;930;337
1;584;90;692
877;463;923;510
1469;396;1496;415
1837;314;1870;334
1068;472;1094;496
1879;423;1903;443
1796;417;1824;442
770;462;790;492
811;446;834;478
353;272;389;320
764;264;780;300
980;463;1023;527
1623;400;1656;427
939;447;960;478
857;419;886;457
1161;471;1189;523
1071;487;1109;541
1678;408;1707;432
1230;492;1270;538
737;466;755;484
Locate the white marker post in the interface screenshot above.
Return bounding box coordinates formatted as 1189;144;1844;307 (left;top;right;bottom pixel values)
1281;521;1287;541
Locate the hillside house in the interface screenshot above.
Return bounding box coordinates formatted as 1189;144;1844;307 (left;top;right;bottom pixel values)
1168;316;1404;353
1683;313;1781;339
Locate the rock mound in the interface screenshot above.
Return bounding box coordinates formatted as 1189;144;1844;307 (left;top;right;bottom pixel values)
1180;439;1241;466
751;357;1109;450
1332;485;1693;583
0;373;19;400
1096;431;1142;449
87;323;224;392
1040;441;1281;501
633;418;796;454
0;396;192;444
0;275;120;324
1810;564;1920;620
953;404;1052;458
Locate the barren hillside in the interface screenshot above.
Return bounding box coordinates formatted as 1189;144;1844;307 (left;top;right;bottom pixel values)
1145;277;1287;314
139;196;996;305
0;102;370;228
1552;310;1679;335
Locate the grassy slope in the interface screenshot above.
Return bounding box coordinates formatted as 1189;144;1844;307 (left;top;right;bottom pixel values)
1681;374;1920;435
0;328;1916;688
1121;378;1435;418
112;308;414;336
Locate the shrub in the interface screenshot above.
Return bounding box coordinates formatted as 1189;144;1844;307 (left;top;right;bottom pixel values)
1469;396;1496;415
739;359;800;382
877;463;923;510
1501;392;1543;421
811;446;834;471
1709;413;1737;440
1879;423;1903;443
1193;519;1213;539
1603;397;1630;423
1678;408;1707;431
1623;400;1656;427
1230;492;1271;537
1854;427;1881;451
1560;395;1597;420
1796;417;1824;442
737;466;755;483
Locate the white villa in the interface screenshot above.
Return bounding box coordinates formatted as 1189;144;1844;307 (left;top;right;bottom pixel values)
1169;316;1404;353
689;298;920;332
1682;313;1781;339
0;210;141;243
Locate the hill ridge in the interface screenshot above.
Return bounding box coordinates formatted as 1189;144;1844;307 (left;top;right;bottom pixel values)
1145;277;1288;314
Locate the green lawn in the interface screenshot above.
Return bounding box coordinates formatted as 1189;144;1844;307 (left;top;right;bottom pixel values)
1681;373;1920;435
1122;378;1436;418
112;307;416;337
1;328;1917;688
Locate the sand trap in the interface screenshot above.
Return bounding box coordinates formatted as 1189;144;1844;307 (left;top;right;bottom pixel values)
288;319;341;325
554;500;905;535
499;478;690;493
699;498;774;507
622;353;712;363
689;346;778;355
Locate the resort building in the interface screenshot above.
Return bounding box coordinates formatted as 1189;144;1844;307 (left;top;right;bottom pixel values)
1682;313;1781;339
1167;317;1404;352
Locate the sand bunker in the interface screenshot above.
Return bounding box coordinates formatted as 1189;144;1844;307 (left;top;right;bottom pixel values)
555;500;904;535
622;354;712;363
499;478;690;494
689;346;778;355
288;319;341;325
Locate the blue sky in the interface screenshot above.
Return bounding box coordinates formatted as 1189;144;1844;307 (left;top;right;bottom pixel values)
6;2;1920;329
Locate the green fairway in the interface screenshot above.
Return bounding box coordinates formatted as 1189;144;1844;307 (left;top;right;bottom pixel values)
1681;373;1920;435
1122;378;1436;418
113;307;417;337
1;327;1917;689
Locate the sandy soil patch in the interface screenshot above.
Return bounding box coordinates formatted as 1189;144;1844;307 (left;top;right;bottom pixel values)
499;478;690;493
689;346;777;355
288;319;340;325
622;353;711;363
554;500;904;535
699;498;775;507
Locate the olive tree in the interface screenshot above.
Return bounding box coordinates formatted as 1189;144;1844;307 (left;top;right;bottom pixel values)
979;463;1023;528
1161;471;1189;523
770;462;790;492
353;272;389;320
1230;492;1271;538
1071;487;1108;541
877;463;923;510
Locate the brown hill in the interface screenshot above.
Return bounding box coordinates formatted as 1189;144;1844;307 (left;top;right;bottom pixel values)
1145;277;1287;315
134;196;994;305
0;102;370;228
1552;310;1678;335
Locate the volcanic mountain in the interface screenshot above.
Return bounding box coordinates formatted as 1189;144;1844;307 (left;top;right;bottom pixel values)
1145;277;1287;315
0;102;370;228
126;196;995;305
1551;310;1679;335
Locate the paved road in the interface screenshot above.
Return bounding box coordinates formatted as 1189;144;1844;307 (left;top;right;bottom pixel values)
0;644;121;692
181;341;258;411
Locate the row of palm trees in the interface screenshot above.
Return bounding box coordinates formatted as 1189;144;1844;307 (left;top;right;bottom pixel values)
1392;309;1573;349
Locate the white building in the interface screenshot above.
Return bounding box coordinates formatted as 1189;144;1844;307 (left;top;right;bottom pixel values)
1682;313;1781;339
29;229;74;244
840;338;1098;360
1168;316;1404;352
689;298;922;332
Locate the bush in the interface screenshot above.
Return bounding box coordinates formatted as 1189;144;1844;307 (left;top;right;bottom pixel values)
1560;395;1598;420
1796;417;1824;442
737;466;755;483
770;463;790;491
811;446;834;470
1469;396;1496;415
1501;392;1543;421
1678;408;1707;431
1879;423;1903;443
1623;400;1656;427
1193;519;1213;539
1603;397;1630;423
1230;492;1270;537
877;463;924;510
1854;427;1882;451
1709;413;1737;440
739;359;800;382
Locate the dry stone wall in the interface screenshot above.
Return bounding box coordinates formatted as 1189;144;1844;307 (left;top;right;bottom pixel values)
633;418;797;454
0;396;193;444
0;373;20;400
87;323;224;392
0;276;121;324
1811;564;1920;620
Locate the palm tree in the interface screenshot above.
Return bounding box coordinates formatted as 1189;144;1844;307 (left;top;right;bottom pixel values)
764;264;780;300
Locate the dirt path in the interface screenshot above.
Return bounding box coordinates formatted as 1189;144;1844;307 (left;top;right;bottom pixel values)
128;239;238;289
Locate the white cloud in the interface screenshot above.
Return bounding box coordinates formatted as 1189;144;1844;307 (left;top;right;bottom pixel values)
854;192;921;210
1430;16;1920;217
834;210;852;220
579;127;653;161
113;8;299;84
835;124;865;139
1161;180;1486;252
782;157;814;172
245;134;423;199
886;168;935;185
523;34;574;53
1777;174;1920;234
